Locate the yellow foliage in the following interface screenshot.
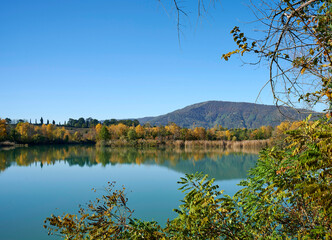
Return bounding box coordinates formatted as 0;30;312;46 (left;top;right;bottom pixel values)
216;131;225;140
276;121;291;134
108;123;128;139
73;132;82;141
40;124;48;136
16;122;35;141
225;130;232;141
95;123;102;134
167;123;181;139
193;127;206;140
116;123;128;135
151;127;160;135
46;124;54;139
135;125;144;138
289;121;301;130
0;119;7;139
54;127;67;140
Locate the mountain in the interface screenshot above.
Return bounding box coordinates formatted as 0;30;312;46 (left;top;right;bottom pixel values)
138;101;313;129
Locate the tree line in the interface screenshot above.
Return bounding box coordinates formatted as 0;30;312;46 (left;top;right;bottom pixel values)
95;122;275;142
3;117;140;128
0;116;306;145
66;118;139;128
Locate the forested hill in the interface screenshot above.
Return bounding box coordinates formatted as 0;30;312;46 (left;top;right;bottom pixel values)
138;101;313;129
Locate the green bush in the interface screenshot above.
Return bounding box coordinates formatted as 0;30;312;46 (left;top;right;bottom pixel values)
98;126;110;141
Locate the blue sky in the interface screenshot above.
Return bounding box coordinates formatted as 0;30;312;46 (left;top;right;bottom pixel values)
1;0;277;122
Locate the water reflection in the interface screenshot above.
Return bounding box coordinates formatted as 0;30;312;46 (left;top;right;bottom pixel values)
0;145;258;180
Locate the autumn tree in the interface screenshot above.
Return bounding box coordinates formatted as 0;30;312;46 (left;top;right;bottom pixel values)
206;128;217;140
222;0;331;112
165;123;181;140
95;123;103;134
192;127;206;140
0;119;7;140
53;127;68;141
179;128;191;140
113;123;129;139
73;131;82;142
16;122;35;142
135;125;145;139
46;124;54;140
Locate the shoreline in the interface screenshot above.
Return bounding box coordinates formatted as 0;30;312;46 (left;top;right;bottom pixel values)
0;141;94;150
99;139;270;149
0;139;270;152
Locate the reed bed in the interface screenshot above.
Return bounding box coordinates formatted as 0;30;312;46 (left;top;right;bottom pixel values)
183;140;270;151
103;139;271;152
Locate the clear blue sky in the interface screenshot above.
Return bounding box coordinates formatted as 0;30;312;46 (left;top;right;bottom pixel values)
1;0;278;123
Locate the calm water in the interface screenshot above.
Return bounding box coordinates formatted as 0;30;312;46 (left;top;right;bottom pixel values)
0;145;258;240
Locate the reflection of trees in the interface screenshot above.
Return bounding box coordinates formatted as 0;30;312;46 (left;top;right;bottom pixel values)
0;145;96;171
0;146;258;180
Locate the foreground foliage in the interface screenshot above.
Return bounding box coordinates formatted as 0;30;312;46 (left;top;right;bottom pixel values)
44;116;332;239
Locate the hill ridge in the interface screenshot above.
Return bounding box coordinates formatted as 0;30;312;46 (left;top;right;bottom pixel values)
138;100;312;129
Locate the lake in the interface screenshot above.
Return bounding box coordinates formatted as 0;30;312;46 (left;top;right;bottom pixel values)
0;145;258;240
